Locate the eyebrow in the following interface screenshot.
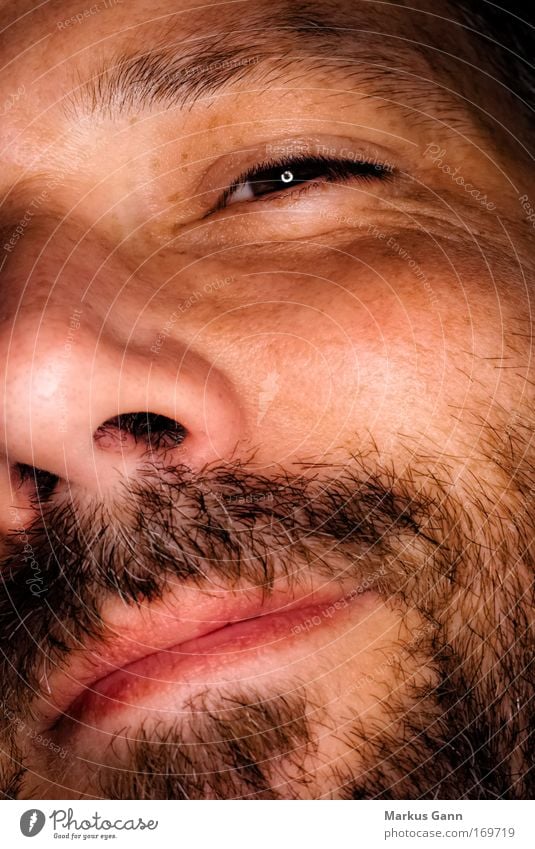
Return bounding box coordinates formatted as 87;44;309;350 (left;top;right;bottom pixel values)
71;0;463;124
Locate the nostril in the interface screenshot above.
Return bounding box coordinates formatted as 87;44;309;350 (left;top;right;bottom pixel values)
16;463;59;501
94;413;187;452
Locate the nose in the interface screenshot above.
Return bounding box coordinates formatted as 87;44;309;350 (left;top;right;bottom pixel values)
0;282;242;530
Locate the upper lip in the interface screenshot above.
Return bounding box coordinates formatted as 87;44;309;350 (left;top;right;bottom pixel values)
35;579;359;732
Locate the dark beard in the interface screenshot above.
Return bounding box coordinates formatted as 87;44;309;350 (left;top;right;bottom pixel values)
0;457;532;799
98;691;315;800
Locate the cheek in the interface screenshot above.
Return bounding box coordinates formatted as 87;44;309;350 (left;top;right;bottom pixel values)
136;235;524;470
210;241;521;466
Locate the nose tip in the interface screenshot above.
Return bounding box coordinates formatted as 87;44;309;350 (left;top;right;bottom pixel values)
0;315;243;519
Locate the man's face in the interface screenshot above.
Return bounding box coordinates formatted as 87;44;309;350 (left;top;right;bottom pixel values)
0;0;532;799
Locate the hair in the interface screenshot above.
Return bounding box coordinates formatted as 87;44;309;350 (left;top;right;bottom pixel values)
453;1;534;118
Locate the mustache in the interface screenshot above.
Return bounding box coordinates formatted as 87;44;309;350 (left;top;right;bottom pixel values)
0;460;435;714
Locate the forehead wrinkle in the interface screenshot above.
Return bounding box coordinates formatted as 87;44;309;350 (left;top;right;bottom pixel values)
66;0;466;126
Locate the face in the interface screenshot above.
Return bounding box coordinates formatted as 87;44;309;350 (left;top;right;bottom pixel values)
0;0;532;800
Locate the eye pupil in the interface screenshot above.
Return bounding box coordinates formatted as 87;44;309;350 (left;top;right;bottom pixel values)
280;170;294;184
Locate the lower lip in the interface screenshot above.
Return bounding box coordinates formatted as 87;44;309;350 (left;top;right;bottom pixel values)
67;594;371;724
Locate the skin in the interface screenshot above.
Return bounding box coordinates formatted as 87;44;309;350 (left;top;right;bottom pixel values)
0;0;533;799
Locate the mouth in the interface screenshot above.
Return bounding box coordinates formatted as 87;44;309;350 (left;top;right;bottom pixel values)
35;580;378;735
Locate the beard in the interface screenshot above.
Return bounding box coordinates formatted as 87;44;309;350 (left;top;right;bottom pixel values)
0;445;532;800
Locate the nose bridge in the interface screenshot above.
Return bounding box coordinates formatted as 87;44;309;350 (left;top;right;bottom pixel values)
0;205;114;321
0;224;244;509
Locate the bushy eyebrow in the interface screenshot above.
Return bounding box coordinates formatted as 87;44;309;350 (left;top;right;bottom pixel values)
71;0;464;123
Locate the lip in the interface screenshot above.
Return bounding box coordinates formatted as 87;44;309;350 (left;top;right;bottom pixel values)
36;580;373;732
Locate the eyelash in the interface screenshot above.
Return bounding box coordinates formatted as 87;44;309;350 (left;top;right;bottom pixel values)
216;153;393;210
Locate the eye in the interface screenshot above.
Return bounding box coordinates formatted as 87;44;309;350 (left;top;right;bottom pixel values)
219;154;392;210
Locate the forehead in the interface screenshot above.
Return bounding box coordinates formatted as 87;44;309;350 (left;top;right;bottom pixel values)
0;0;459;78
0;0;445;28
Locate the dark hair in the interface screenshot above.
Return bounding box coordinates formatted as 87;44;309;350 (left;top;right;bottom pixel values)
454;2;534;115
